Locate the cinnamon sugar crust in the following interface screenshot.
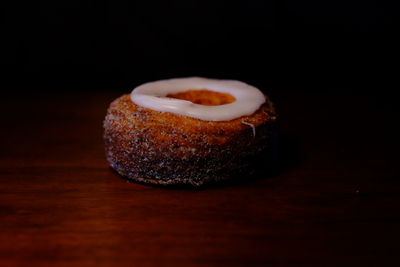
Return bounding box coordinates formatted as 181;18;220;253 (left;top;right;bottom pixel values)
103;94;277;186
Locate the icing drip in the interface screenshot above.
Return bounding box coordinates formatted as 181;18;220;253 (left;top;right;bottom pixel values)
241;121;256;137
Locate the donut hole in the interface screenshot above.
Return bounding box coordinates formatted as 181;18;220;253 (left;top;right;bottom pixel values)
167;90;236;106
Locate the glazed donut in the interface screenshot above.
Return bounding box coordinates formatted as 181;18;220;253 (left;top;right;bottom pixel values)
103;77;277;186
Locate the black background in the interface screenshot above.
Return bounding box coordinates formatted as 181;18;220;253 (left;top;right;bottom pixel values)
2;0;398;92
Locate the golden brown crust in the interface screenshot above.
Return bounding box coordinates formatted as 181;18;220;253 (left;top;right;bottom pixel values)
167;89;236;106
103;94;277;186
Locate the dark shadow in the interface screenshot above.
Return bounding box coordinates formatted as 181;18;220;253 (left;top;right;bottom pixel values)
201;132;300;189
115;130;299;190
254;133;300;180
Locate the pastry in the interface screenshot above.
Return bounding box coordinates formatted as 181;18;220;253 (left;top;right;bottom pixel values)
103;77;276;186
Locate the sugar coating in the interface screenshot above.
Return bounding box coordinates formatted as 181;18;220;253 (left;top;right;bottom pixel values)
103;94;277;186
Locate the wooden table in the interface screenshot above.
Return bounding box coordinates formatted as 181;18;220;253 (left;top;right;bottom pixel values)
1;89;399;266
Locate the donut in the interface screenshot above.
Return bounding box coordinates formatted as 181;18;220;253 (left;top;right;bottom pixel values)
103;77;277;186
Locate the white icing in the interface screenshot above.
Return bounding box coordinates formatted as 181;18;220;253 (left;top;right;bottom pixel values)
130;77;266;121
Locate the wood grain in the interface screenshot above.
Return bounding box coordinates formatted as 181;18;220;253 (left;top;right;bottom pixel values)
1;89;399;266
